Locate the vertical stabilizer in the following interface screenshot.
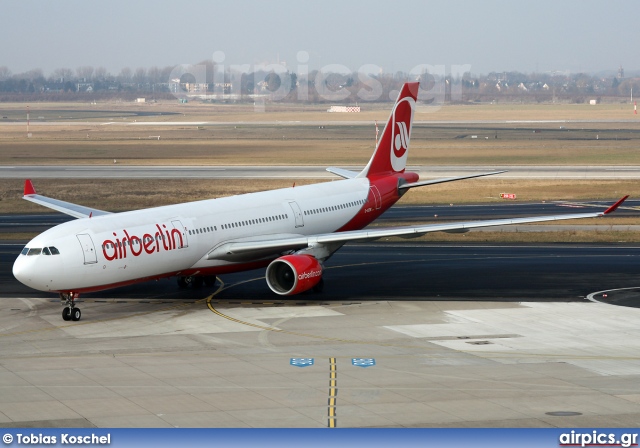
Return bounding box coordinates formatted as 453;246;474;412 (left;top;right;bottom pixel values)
357;82;419;178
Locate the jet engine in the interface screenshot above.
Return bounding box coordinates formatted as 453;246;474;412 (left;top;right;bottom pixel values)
266;254;323;295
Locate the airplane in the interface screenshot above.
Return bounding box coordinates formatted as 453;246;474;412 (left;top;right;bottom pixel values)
13;82;628;321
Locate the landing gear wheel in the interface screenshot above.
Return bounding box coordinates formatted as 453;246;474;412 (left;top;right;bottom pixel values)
203;275;217;287
192;276;204;288
71;308;81;321
60;292;80;321
313;278;325;293
177;276;193;288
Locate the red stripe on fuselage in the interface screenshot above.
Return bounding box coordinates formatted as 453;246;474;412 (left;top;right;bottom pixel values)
52;260;272;294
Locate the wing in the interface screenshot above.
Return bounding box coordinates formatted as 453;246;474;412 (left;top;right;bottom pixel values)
22;180;112;219
207;196;629;261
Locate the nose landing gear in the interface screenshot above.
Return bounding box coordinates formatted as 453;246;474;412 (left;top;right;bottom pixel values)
60;292;81;321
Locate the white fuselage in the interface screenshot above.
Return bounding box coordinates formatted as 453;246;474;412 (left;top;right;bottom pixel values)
13;177;372;293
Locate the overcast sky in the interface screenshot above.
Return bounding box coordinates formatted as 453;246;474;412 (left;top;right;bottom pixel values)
1;0;637;77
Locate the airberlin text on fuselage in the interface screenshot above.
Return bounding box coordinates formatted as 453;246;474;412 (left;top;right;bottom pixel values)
102;223;184;261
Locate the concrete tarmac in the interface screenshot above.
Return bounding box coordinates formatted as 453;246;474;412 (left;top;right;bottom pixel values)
2;242;640;428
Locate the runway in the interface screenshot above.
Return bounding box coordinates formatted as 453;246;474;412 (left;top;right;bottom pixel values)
3;209;640;427
3;165;640;179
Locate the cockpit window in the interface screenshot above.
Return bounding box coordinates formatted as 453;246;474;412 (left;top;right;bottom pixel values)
27;248;42;256
42;247;51;256
21;247;29;255
49;246;60;255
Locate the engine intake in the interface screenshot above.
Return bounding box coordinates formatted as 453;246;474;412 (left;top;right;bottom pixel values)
266;254;323;295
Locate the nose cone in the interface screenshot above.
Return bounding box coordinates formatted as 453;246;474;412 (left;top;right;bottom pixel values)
12;255;30;286
13;253;57;292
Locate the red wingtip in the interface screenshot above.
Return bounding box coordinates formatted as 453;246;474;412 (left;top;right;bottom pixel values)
24;179;36;196
603;195;629;215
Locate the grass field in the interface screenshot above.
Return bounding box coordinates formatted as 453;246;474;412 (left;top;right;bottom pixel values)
0;124;639;166
1;100;638;122
1;101;639;166
2;178;639;214
1;101;639;243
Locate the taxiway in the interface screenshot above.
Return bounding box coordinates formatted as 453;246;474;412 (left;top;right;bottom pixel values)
2;241;640;427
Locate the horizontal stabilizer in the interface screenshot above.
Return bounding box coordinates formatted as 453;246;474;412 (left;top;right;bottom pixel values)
326;167;358;179
399;170;507;190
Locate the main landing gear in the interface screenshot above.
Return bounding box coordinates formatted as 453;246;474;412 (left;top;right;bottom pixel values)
177;275;217;289
313;277;324;293
60;292;81;322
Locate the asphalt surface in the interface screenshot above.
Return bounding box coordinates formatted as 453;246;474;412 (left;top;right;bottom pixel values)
3;201;640;306
3;241;640;305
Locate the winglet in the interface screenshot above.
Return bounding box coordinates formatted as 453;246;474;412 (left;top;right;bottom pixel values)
24;179;36;196
603;195;629;215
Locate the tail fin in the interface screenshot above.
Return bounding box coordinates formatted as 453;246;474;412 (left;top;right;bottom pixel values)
357;82;419;179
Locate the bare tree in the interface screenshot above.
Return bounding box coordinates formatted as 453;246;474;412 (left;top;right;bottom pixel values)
118;67;132;83
0;66;11;81
147;66;161;84
51;68;74;82
133;67;147;84
94;66;108;80
76;66;94;81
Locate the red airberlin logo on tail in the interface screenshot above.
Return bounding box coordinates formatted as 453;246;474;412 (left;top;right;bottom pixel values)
393;121;410;158
101;223;184;261
390;97;415;172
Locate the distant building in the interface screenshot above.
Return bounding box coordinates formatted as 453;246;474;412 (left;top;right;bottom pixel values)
618;65;625;79
327;106;361;113
76;82;94;92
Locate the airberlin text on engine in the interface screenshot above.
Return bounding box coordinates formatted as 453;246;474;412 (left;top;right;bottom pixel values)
102;223;184;261
298;269;322;280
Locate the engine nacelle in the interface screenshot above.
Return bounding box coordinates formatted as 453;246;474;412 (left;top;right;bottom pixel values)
266;254;323;295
